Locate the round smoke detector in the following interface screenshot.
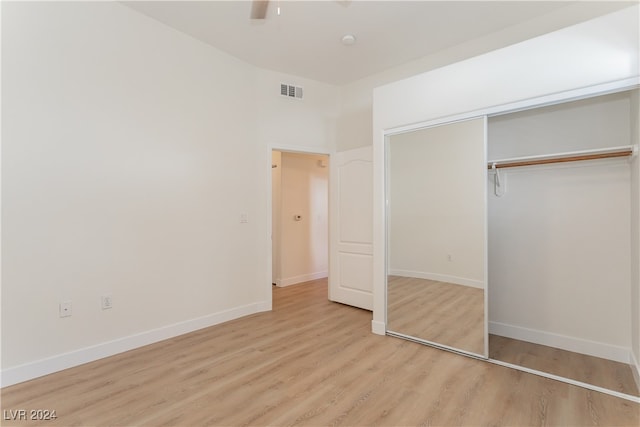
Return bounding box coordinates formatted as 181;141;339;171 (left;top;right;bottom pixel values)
341;34;357;46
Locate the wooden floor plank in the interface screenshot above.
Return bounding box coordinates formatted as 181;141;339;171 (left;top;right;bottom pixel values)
2;279;638;426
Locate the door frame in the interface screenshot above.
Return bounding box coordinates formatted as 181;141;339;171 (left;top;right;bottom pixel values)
266;144;331;307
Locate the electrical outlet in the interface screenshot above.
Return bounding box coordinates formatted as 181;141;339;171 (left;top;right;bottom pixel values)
101;295;113;310
59;301;72;317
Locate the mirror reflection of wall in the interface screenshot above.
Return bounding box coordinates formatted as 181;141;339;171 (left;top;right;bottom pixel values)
386;118;487;357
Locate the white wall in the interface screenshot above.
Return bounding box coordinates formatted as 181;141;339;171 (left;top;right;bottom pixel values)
488;92;632;159
256;69;339;152
371;5;640;333
1;0;261;382
388;119;485;288
630;89;640;376
488;94;632;359
277;153;329;286
1;2;340;386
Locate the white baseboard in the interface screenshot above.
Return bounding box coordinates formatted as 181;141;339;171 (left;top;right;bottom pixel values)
0;300;271;388
371;320;386;335
278;271;328;287
631;350;640;393
389;269;484;289
489;321;630;363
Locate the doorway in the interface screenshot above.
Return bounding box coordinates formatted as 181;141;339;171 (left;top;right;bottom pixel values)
271;150;329;287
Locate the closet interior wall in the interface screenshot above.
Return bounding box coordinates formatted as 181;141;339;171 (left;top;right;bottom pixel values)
487;90;638;369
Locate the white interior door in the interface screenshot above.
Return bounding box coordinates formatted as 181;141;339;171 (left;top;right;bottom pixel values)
329;146;373;310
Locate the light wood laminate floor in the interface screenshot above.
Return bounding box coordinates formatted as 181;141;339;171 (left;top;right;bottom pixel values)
2;279;639;426
387;276;485;355
490;334;640;397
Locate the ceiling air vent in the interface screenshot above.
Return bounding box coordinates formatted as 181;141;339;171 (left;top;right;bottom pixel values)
280;83;303;100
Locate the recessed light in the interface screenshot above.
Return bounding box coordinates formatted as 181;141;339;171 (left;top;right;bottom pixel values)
341;34;356;46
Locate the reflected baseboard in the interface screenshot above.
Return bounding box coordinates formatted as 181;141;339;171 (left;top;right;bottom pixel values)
388;269;483;289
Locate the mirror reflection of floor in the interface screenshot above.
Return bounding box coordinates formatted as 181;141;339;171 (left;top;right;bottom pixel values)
489;335;640;397
386;276;484;355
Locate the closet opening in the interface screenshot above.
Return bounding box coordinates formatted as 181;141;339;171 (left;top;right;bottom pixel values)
486;88;640;398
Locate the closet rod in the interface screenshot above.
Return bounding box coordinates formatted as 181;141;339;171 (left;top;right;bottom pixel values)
487;146;636;170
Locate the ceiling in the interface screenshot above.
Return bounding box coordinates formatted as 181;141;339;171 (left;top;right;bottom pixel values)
123;1;635;85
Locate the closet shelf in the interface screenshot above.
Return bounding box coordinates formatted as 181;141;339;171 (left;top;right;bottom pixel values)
487;145;637;170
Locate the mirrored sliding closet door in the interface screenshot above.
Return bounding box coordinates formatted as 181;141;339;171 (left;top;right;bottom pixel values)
385;117;488;357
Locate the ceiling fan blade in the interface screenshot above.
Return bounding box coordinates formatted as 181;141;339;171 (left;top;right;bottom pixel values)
250;0;269;19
